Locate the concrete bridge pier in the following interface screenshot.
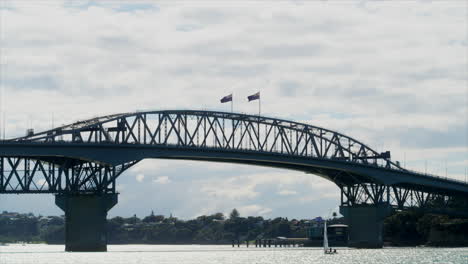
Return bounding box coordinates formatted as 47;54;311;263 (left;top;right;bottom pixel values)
340;203;393;248
55;194;118;252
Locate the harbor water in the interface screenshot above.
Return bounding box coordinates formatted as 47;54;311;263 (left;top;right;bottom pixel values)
0;244;467;264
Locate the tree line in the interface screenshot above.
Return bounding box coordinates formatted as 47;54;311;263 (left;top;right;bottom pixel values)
1;209;467;246
0;209;322;244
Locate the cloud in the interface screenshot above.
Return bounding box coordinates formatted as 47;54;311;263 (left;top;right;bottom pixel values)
36;179;48;188
153;176;171;185
237;204;272;217
116;184;126;192
278;190;297;196
201;177;259;200
199;171;339;205
3;75;59;91
135;174;145;182
279;81;300;97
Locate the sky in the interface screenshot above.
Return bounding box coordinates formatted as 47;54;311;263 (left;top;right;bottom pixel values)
0;0;466;220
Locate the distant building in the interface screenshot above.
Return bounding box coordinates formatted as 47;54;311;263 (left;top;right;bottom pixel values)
0;211;20;220
327;224;348;244
305;222;348;247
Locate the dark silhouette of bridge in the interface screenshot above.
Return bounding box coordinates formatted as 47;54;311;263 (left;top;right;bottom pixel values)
0;110;467;251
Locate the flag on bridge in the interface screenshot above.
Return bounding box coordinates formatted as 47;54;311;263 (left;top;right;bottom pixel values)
220;94;233;103
248;92;261;116
247;92;260;102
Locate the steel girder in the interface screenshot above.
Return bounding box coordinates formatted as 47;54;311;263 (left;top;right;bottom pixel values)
340;183;468;215
0;156;136;194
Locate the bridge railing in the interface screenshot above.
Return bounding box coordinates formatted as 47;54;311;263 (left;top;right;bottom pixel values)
396;167;468;185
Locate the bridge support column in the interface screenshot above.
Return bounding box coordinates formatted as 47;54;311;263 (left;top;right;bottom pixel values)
340;203;392;248
55;194;118;252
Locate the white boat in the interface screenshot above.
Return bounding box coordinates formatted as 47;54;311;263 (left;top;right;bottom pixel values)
324;220;337;254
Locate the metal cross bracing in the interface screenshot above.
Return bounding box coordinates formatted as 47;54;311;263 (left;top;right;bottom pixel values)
12;110;400;169
331;168;468;213
340;183;468;212
0;156;136;194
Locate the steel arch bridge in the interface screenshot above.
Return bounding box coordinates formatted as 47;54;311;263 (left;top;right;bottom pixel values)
1;109;467;250
0;110;467;210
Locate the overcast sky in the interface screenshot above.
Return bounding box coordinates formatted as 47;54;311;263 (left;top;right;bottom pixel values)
0;0;466;219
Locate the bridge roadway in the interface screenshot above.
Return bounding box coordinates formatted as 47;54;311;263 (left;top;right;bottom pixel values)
0;110;467;251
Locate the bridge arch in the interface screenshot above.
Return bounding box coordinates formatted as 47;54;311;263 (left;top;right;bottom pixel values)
5;110;408;188
13;110;400;168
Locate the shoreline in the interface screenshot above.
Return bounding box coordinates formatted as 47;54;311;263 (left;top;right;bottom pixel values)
4;242;468;248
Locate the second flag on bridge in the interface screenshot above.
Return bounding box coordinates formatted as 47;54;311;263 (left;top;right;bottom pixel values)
247;92;261;115
247;92;260;102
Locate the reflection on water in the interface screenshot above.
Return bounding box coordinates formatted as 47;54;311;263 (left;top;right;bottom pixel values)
0;244;467;264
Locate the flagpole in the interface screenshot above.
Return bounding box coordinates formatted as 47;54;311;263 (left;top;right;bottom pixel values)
258;93;261;149
259;93;261;116
231;92;233;113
